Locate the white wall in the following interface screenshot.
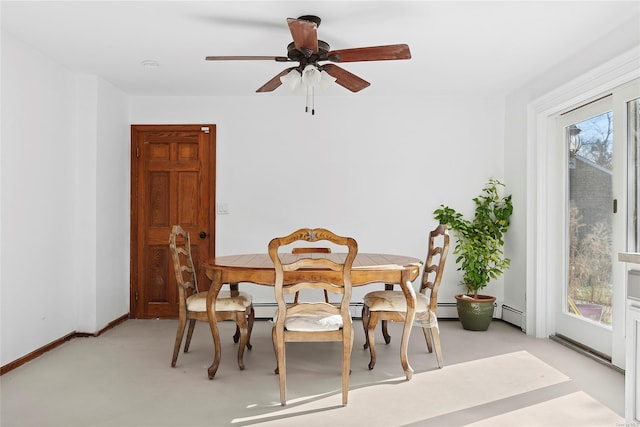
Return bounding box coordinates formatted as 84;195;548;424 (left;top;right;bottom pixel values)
1;31;78;365
131;94;506;305
74;75;99;333
0;32;130;366
95;78;131;329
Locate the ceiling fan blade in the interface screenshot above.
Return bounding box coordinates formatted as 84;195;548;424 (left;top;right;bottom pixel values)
321;64;370;93
205;56;290;62
287;18;318;53
256;67;297;93
327;44;411;62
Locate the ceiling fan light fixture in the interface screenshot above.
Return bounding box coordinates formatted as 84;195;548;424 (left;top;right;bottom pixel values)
280;69;302;90
319;69;337;89
300;65;336;90
280;65;335;115
301;64;321;87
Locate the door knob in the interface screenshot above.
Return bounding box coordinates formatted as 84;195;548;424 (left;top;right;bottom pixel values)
199;231;207;239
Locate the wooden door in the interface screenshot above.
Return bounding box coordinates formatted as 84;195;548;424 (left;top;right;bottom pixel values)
130;125;216;318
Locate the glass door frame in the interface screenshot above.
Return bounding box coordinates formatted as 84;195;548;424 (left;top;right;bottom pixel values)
555;96;617;359
526;49;639;370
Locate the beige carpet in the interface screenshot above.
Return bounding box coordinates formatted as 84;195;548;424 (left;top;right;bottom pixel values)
464;391;623;427
1;320;624;427
233;350;615;426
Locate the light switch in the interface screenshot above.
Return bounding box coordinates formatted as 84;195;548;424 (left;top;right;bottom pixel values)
217;201;229;215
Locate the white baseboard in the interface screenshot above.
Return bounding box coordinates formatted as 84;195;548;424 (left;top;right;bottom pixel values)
254;302;498;320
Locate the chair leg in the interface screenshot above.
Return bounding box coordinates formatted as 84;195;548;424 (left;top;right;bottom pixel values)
235;313;249;371
272;327;287;405
272;326;279;374
430;326;444;368
342;325;353;406
183;319;197;353
246;306;254;350
381;284;394;345
171;314;188;367
366;311;380;370
233;325;240;343
382;320;391;344
422;325;434;353
361;305;370;350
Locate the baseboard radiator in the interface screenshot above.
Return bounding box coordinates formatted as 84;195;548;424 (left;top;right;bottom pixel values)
501;305;524;330
254;302;523;327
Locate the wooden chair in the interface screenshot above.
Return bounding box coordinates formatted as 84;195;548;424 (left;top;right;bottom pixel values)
169;225;254;370
361;224;450;370
269;228;357;406
291;247;331;303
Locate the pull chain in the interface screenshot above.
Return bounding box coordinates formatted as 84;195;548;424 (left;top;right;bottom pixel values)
305;85;316;115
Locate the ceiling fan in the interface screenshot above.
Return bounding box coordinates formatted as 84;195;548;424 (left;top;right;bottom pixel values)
205;15;412;95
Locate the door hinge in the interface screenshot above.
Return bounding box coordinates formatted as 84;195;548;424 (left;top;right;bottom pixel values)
135;291;139;302
613;198;617;214
136;146;139;159
201;127;210;134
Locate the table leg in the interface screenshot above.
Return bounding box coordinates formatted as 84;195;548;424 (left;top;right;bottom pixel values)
207;268;223;379
399;268;416;380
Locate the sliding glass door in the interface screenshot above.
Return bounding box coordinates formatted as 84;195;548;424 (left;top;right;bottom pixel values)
556;97;615;356
554;80;639;363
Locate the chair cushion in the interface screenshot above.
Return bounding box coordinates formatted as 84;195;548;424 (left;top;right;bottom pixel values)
186;291;252;312
273;307;350;332
363;290;429;313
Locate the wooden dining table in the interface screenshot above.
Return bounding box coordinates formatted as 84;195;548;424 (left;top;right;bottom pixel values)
201;253;423;380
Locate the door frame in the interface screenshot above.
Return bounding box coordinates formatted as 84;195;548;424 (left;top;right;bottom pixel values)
527;49;639;369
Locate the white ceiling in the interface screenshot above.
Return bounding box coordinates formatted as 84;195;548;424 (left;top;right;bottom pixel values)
2;1;638;97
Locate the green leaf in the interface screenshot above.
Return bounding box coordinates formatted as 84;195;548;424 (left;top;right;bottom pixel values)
433;179;513;293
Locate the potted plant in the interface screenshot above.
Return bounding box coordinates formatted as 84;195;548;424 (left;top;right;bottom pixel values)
433;179;513;331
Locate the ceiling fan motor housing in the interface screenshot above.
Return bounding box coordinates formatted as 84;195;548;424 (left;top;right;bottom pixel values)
286;40;330;69
297;15;321;27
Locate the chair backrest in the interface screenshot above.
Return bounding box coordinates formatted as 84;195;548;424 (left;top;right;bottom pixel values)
269;228;357;318
291;247;332;254
169;225;199;294
419;224;450;313
291;247;332;302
